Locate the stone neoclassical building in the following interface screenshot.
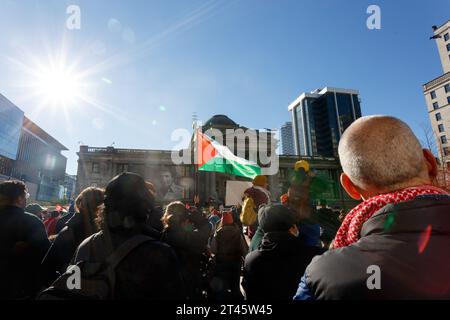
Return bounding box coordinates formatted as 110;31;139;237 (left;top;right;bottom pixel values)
76;115;356;209
423;20;450;168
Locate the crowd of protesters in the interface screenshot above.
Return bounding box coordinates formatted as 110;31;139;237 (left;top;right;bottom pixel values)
0;115;449;300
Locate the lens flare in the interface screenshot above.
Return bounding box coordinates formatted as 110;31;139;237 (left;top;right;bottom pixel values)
418;225;432;254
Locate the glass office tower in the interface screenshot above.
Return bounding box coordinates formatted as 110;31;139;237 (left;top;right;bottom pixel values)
280;121;295;155
289;87;361;157
0;94;24;160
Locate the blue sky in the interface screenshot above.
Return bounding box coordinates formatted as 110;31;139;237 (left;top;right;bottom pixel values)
0;0;449;175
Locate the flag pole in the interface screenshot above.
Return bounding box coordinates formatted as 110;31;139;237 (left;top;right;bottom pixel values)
193;119;199;204
195;132;201;205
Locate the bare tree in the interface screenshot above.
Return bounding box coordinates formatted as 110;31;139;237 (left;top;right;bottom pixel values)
420;122;450;191
420;122;438;156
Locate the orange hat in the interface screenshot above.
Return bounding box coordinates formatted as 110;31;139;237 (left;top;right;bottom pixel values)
221;211;234;225
252;175;268;187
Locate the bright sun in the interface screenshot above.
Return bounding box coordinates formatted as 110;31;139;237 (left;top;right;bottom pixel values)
36;65;83;106
10;45;121;124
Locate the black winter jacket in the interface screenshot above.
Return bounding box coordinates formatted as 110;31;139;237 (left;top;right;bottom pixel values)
295;196;450;300
211;224;248;263
160;211;211;299
242;231;322;300
72;226;185;300
0;206;50;299
41;213;98;285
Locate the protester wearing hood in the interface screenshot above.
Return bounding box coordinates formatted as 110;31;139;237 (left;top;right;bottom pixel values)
71;173;185;299
210;211;248;300
295;116;450;300
161;201;211;300
242;205;322;300
0;180;50;299
241;175;271;240
41;187;104;285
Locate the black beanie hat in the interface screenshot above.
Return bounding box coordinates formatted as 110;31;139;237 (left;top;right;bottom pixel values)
258;204;296;233
104;172;154;227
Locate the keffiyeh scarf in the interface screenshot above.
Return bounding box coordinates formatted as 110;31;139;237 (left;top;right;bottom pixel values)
333;185;449;248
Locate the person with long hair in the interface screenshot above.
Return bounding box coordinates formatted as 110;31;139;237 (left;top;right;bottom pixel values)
71;173;185;299
41;187;104;285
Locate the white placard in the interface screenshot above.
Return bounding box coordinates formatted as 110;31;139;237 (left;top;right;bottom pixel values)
225;180;253;206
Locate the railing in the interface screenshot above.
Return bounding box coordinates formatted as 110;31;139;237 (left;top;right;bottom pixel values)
86;147;108;153
116;149;166;154
82;146;172;154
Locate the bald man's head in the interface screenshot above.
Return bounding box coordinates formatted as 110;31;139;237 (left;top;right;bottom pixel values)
338;115;429;190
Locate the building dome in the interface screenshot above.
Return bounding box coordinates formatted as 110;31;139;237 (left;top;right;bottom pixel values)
203;115;238;128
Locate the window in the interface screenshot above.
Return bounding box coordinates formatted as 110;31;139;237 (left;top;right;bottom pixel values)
438;124;445;132
431;91;437;99
436;113;442;121
433;102;439;110
92;162;100;174
116;163;128;174
430;91;437;99
445;33;450;42
447;43;450;52
448;96;450;104
444;147;450;156
441;135;448;144
446;84;450;93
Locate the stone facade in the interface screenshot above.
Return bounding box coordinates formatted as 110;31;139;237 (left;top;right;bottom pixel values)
424;21;450;168
76;146;355;209
76;115;357;209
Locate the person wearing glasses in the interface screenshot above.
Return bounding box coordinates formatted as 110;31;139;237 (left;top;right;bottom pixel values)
0;180;50;300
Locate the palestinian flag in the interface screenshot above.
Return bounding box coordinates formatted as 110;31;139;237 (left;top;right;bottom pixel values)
196;130;261;179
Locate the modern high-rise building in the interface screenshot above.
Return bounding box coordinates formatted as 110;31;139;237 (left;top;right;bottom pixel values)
0;94;24;160
288;87;362;157
0;93;68;201
280;121;295;155
423;20;450;168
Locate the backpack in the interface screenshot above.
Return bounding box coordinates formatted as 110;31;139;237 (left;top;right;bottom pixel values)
240;196;257;226
37;234;153;300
